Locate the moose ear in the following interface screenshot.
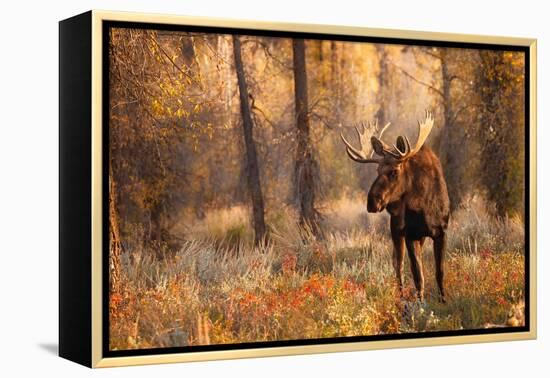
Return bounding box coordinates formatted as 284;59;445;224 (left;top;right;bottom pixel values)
395;136;406;154
371;137;385;156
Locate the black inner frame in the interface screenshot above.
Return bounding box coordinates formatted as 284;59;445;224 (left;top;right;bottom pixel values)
102;20;531;358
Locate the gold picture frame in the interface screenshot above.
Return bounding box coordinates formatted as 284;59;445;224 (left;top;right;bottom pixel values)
59;10;537;368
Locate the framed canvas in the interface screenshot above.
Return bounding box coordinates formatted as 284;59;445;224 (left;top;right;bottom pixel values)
59;10;537;368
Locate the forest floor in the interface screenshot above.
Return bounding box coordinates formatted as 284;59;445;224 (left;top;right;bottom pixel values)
109;194;526;350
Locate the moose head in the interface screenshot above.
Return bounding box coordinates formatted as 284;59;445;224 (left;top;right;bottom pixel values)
341;111;435;213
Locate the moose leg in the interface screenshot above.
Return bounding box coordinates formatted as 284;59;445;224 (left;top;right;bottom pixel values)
391;232;405;297
406;238;425;301
390;216;405;297
433;233;447;303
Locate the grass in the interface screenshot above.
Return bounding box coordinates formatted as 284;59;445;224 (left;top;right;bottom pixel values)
109;193;525;350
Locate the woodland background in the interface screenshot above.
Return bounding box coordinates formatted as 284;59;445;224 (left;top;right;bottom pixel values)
107;28;526;349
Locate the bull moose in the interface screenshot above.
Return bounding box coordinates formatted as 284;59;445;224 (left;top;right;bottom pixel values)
341;111;450;302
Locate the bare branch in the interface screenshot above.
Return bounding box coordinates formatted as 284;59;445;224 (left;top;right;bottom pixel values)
450;103;481;125
148;35;201;86
111;99;139;111
419;47;443;60
391;61;444;98
251;103;276;128
310;112;335;129
241;38;293;70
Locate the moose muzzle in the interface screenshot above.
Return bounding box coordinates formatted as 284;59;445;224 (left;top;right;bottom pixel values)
367;195;384;213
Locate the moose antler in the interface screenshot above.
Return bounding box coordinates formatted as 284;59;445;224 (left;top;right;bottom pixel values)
340;119;391;164
341;111;434;163
412;110;435;154
388;110;434;160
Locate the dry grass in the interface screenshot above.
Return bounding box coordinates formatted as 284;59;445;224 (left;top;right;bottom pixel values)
109;194;525;350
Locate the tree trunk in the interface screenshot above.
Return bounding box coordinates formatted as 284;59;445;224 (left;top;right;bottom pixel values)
477;50;524;216
292;39;320;234
109;160;122;294
232;35;267;245
375;45;389;124
330;41;342;122
180;35;196;67
437;49;465;211
149;201;163;250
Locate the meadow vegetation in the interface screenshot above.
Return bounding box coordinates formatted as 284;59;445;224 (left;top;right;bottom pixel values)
109;194;525;350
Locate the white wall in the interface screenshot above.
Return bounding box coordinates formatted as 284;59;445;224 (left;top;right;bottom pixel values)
0;0;546;376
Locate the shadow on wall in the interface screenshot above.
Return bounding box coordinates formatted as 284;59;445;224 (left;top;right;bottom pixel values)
38;343;58;356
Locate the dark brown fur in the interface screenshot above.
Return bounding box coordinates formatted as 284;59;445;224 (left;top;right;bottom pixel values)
368;146;450;302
